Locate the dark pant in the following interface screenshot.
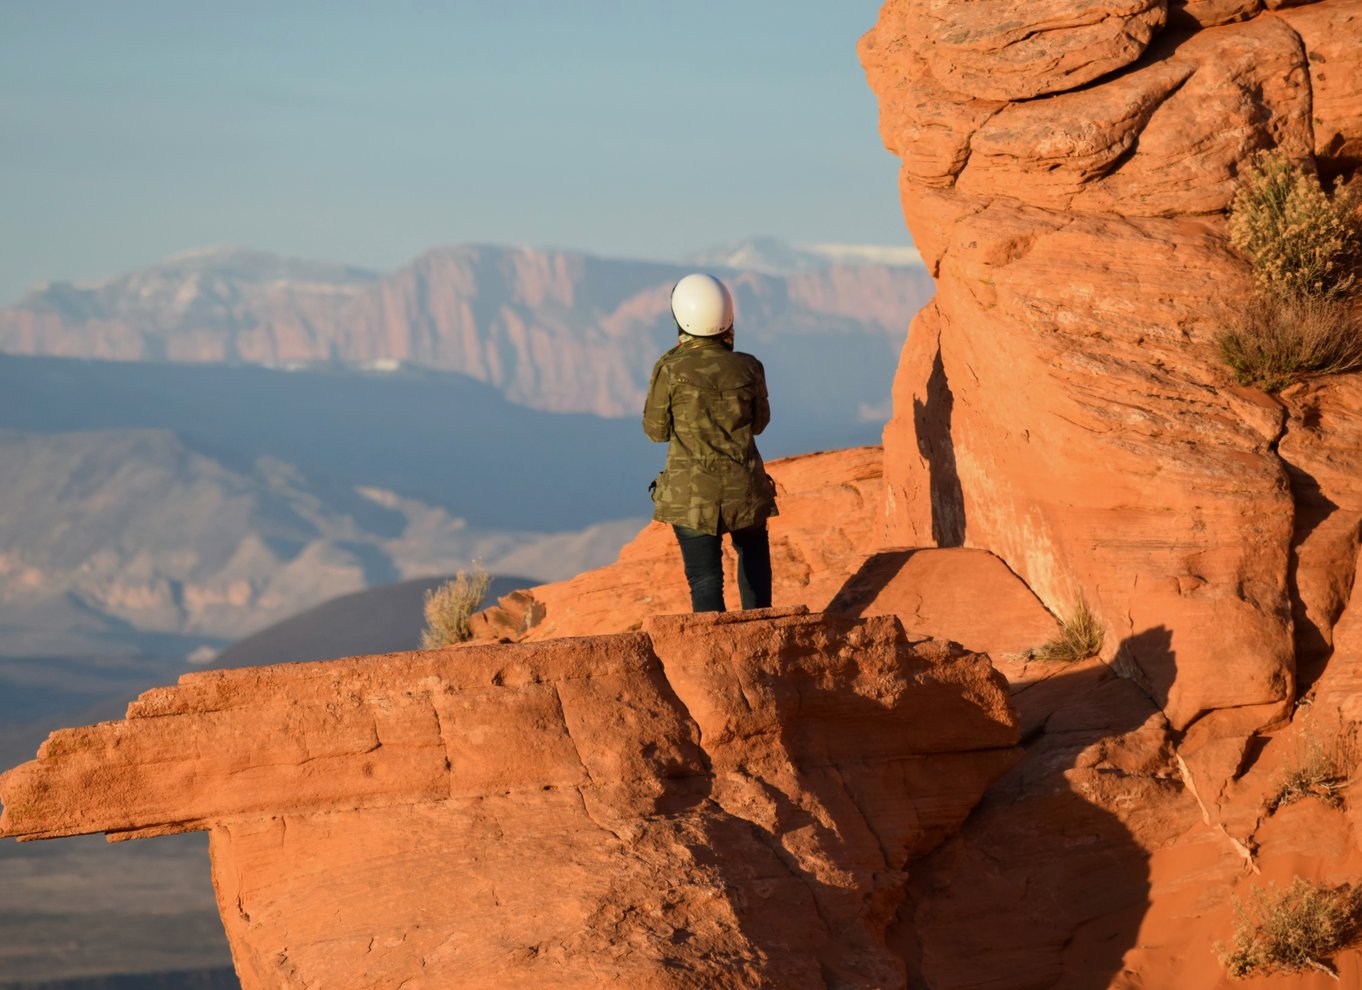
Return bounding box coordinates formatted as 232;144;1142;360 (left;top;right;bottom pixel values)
673;521;772;613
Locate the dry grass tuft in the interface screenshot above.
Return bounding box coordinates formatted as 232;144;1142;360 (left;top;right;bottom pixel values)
420;563;491;649
1229;151;1361;301
1218;293;1362;392
1218;877;1362;980
1022;599;1105;662
1266;725;1355;814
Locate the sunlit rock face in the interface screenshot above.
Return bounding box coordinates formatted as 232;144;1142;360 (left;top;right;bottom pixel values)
860;0;1362;744
858;5;1362;985
0;608;1019;990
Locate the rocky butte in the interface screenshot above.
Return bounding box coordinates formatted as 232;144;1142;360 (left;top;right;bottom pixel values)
5;1;1362;988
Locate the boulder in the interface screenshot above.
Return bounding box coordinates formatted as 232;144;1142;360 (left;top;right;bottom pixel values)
0;608;1020;990
827;546;1059;659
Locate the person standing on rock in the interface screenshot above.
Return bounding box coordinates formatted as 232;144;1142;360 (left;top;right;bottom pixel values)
643;273;778;612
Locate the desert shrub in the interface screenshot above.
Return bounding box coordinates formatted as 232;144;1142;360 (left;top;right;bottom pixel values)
1218;293;1362;392
1266;724;1355;814
420;563;490;649
1218;877;1362;980
1022;598;1104;662
1229;151;1361;301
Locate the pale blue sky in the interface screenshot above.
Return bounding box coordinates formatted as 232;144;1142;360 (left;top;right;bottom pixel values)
0;1;907;305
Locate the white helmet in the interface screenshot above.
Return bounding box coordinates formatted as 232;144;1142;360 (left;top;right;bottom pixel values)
671;273;734;337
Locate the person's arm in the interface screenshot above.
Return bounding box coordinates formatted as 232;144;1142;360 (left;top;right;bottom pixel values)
752;359;770;435
642;358;672;442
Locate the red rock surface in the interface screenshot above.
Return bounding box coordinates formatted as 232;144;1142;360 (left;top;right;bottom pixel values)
0;608;1019;989
1278;377;1362;688
858;1;1362;985
828;547;1059;659
469;451;1065;668
900;648;1362;990
861;0;1362;742
907;0;1167;103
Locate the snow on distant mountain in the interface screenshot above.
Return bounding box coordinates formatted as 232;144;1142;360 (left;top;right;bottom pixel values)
34;246;377;318
0;241;933;418
683;237;925;276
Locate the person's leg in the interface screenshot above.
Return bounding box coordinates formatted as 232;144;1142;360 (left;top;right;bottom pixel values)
729;521;772;610
673;525;726;612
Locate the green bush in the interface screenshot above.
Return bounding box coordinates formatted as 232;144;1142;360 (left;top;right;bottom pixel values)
1219;877;1362;980
1218;293;1362;392
1229;151;1361;301
420;563;491;649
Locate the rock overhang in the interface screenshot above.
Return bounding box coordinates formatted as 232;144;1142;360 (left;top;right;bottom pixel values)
0;606;1021;988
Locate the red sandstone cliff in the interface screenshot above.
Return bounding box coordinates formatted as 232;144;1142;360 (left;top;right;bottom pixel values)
861;0;1362;748
856;0;1362;986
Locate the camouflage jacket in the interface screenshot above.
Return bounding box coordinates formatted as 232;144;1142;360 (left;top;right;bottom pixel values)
642;335;778;534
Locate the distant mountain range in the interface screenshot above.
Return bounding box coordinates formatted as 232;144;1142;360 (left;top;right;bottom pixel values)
0;356;663;658
0;240;932;418
0;239;926;659
0;236;925;696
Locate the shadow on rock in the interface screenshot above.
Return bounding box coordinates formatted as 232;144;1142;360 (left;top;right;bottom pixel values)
914;348;965;548
1112;624;1174;712
893;634;1179;989
647;609;1020;989
827;549;920;618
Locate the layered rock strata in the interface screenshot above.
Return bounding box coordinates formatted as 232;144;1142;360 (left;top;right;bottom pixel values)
857;2;1362;985
860;0;1362;769
0;608;1020;990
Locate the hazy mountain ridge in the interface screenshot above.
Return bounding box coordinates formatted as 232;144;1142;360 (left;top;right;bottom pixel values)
682;236;925;274
0;242;933;417
0;354;676;659
0;304;885;663
0;426;644;657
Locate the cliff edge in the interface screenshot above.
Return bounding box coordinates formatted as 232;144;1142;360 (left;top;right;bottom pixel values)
1;609;1018;989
